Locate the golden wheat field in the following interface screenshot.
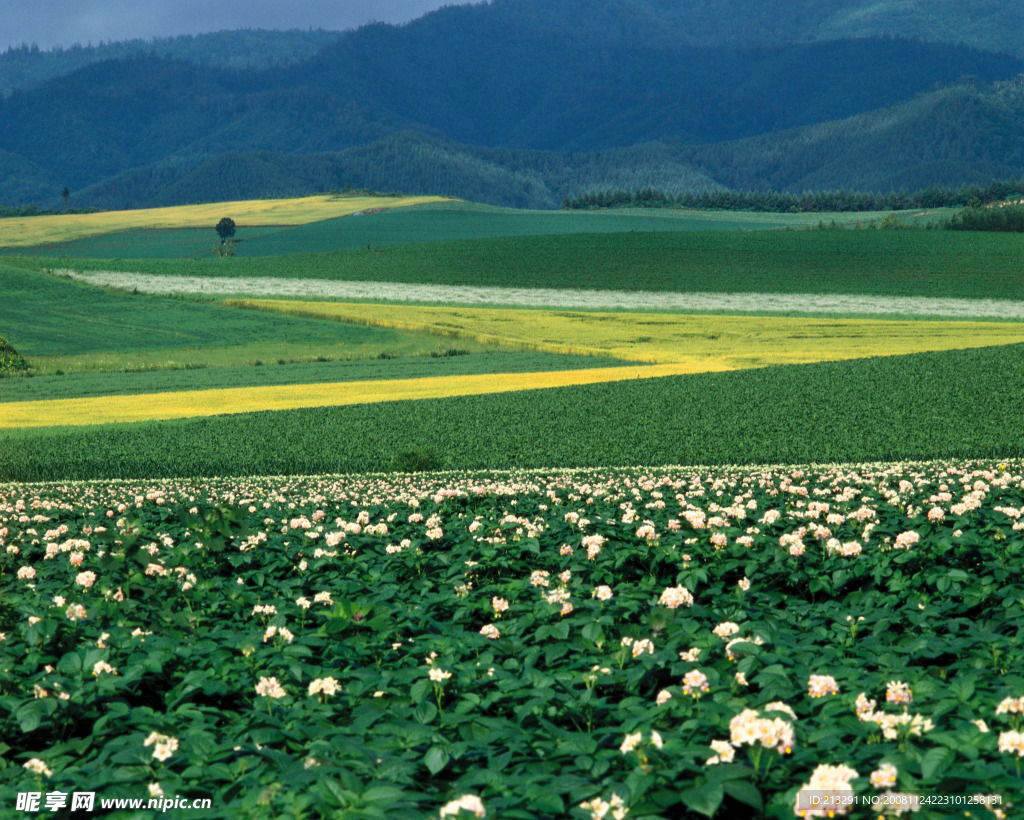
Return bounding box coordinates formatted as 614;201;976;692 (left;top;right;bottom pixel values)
0;194;450;248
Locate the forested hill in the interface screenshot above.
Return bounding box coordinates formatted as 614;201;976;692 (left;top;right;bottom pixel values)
454;0;1024;57
0;30;341;97
3;0;1020;97
69;81;1024;212
2;0;1023;210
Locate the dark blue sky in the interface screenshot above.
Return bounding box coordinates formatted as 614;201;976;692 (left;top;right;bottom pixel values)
0;1;475;51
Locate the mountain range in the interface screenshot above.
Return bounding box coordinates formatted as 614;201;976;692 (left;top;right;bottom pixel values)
2;0;1022;210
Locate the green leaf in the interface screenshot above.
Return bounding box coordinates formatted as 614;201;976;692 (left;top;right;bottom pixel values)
361;786;407;803
723;780;763;812
56;650;83;676
920;747;955;781
424;745;449;775
16;700;43;733
414;701;438;724
410;678;432;703
681;783;724;818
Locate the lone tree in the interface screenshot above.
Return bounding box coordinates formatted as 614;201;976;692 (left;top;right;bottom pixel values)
61;186;70;210
215;217;236;244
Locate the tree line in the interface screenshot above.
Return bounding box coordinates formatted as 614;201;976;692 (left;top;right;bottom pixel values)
563;179;1024;214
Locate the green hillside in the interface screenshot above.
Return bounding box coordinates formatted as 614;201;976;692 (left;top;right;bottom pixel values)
685;79;1024;193
7;201;927;259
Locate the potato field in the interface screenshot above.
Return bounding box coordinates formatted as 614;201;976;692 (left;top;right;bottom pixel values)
2;195;1023;818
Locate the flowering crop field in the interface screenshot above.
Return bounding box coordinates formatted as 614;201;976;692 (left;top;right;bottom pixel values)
2;461;1022;819
0;364;707;429
227;300;1024;366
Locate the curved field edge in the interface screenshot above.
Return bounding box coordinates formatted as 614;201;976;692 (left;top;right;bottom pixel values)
0;363;716;430
3;343;1024;481
18;230;1024;301
0;202;943;258
227;300;1024;366
0;353;636;404
0;264;494;375
0;194;451;248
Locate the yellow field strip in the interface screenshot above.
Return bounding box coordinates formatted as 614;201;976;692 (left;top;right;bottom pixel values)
232;300;1024;368
0;363;717;429
0;194;450;248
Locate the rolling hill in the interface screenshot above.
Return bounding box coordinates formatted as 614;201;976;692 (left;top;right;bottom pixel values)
1;0;1022;209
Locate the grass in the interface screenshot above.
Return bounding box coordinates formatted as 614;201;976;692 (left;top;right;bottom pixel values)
4;342;1024;481
0;352;630;403
0;200;947;258
0;265;502;375
229;300;1024;366
11;296;1021;427
18;229;1024;302
0;194;450;248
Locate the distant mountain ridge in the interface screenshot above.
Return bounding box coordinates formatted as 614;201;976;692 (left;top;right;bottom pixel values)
1;0;1022;210
68;81;1024;211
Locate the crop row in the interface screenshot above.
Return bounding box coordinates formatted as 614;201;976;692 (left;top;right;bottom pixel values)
0;265;501;375
4;343;1024;482
0;364;703;430
55;271;1024;321
1;460;1021;818
0;353;624;405
231;299;1024;365
18;230;1024;302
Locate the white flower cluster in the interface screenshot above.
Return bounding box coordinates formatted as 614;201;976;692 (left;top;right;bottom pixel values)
307;677;340;697
255;676;288;699
658;585;693;609
729;703;797;755
619;730;662;754
144;732;179;762
439;794;485;818
580;793;627;820
855;691;933;740
794;764;859;817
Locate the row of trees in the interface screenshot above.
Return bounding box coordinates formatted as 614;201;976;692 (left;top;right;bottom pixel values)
563;179;1024;213
944;203;1024;232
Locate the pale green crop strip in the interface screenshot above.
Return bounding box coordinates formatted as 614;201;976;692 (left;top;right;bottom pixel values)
54;270;1024;320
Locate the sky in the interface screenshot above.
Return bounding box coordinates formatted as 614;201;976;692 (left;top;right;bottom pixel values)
0;0;473;52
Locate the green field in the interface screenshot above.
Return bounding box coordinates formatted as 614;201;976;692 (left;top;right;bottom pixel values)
4;343;1024;482
3;201;1024;478
0;351;629;403
0;264;518;375
1;200;948;259
2;195;1024;819
15;228;1022;303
